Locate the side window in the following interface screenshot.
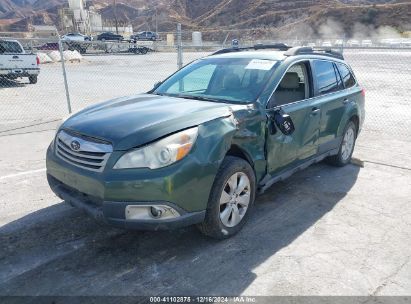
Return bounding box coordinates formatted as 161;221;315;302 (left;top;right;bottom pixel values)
271;62;309;106
167;64;217;94
336;63;356;89
313;60;339;95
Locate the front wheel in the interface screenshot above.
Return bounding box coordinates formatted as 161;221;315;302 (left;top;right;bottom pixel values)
326;120;357;166
198;156;256;239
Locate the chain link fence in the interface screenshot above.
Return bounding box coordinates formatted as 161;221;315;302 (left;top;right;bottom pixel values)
344;48;411;141
1;35;410;144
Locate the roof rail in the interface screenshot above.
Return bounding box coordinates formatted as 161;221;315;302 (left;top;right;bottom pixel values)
284;46;344;60
211;43;291;55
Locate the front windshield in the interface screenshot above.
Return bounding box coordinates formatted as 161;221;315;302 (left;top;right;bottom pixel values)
153;57;278;104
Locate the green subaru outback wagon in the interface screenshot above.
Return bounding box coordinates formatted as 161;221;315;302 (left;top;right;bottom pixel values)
47;45;365;239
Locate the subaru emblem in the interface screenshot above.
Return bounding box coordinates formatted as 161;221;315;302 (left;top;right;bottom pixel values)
70;140;80;151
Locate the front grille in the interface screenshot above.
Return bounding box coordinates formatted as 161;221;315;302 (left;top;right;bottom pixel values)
56;130;113;172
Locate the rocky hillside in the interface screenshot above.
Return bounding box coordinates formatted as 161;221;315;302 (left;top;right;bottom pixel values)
1;0;410;39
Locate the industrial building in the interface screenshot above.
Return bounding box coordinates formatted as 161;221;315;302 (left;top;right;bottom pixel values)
59;0;133;36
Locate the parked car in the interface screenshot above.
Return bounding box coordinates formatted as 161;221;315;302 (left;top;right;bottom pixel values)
46;45;365;239
62;33;92;42
97;32;123;41
131;31;159;41
334;39;343;46
347;39;360;47
380;39;402;47
322;41;332;47
36;42;59;51
0;39;40;84
361;40;373;47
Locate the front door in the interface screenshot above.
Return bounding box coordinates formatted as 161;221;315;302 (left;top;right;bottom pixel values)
266;61;321;175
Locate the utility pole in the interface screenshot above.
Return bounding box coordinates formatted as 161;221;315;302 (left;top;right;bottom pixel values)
113;0;119;34
155;7;158;34
177;23;183;70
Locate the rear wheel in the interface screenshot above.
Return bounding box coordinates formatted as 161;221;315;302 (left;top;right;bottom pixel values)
29;75;38;84
326;120;357;166
198;156;256;239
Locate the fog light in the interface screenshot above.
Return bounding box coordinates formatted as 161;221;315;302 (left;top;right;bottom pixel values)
125;205;181;220
150;206;164;219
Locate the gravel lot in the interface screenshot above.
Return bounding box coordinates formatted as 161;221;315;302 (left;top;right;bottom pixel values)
0;49;410;297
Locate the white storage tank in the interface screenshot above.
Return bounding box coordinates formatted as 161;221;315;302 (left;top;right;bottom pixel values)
167;34;175;46
68;0;84;10
192;31;202;47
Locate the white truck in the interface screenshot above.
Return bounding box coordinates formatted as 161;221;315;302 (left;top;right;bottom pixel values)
0;39;40;84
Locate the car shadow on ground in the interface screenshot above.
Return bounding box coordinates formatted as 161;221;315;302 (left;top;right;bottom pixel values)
0;163;360;296
0;79;26;88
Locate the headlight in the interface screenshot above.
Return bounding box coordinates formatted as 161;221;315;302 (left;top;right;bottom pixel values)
113;127;198;169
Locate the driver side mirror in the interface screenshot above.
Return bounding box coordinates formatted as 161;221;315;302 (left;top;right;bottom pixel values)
269;109;295;135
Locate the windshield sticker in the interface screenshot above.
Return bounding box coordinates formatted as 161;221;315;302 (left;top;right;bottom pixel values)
245;59;277;70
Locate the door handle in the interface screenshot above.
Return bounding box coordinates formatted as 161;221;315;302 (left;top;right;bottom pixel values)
311;107;320;115
343;98;350;105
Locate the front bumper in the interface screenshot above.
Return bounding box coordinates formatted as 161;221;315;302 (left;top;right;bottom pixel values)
48;174;205;230
46;138;218;230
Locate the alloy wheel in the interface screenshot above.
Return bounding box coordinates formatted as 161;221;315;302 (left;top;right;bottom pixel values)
219;172;251;228
341;126;355;161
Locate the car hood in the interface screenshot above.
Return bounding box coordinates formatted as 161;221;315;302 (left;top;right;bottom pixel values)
62;94;233;150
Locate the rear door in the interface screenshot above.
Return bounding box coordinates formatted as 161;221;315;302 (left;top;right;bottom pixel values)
312;60;348;153
266;61;322;174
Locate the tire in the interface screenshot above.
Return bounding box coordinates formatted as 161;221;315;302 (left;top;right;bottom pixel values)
29;75;38;84
198;156;256;239
326;120;357;167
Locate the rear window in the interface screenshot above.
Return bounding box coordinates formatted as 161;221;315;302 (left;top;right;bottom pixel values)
313;60;339;95
336;63;356;88
0;41;23;54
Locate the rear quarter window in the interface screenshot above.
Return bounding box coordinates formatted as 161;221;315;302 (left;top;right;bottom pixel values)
0;41;23;53
336;63;356;88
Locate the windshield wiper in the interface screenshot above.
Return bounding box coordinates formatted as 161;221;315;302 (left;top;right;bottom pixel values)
176;94;228;103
